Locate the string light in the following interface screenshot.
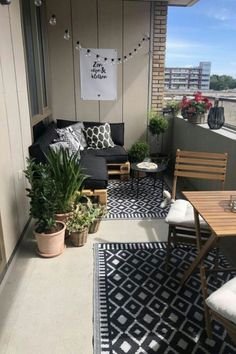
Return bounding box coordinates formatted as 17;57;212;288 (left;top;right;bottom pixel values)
64;29;70;40
34;1;151;65
34;0;42;6
75;41;81;50
49;14;57;26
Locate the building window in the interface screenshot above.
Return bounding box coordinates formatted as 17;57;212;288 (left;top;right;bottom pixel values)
21;0;51;125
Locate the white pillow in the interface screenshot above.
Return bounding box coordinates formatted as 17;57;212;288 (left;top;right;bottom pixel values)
56;127;83;152
71;122;87;148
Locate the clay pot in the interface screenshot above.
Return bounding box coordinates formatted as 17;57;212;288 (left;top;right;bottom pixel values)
89;219;101;234
55;212;72;238
70;227;88;247
34;221;66;258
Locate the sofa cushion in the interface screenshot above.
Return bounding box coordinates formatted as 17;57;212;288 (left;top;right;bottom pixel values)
206;276;236;325
81;145;128;163
57;119;125;146
165;199;209;229
84;123;115;149
29;122;58;163
80;156;108;189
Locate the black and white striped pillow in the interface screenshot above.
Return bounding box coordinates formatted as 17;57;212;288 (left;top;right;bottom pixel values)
56;127;83;153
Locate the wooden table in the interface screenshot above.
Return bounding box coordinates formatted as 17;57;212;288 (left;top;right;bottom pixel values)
181;190;236;336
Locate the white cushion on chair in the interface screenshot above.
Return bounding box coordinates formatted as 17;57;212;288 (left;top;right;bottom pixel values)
165;199;208;229
206;277;236;325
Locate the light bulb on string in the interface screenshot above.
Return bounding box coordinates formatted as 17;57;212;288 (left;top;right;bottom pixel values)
96;54;100;62
138;43;142;49
129;52;132;58
34;0;42;6
118;58;121;65
111;58;115;65
75;41;81;50
49;14;56;26
124;55;127;62
104;57;108;64
133;48;137;54
64;29;70;40
86;49;91;56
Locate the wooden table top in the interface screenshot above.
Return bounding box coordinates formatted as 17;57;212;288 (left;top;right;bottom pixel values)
183;191;236;237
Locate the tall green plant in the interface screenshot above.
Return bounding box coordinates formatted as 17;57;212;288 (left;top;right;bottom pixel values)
24;158;57;233
46;148;87;214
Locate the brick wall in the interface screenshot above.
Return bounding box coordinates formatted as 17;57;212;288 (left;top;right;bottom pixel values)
151;1;168;112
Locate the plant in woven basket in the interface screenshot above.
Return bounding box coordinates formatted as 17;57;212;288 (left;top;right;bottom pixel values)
86;200;107;234
46;148;88;214
180;91;212;120
66;203;92;234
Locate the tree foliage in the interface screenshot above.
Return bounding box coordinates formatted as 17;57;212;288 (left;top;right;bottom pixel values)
210;75;236;91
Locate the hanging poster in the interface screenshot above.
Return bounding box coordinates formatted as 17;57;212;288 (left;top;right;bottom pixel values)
80;48;117;101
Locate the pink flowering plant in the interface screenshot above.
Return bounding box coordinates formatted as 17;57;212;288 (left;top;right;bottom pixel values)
180;91;212;118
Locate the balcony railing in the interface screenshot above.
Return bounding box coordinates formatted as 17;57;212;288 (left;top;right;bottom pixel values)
164;92;236;128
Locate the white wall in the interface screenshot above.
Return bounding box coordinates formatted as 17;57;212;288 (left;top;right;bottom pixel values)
46;0;151;148
0;1;32;262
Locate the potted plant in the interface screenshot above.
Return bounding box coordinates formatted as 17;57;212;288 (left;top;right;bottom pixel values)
66;204;91;247
24;158;66;257
87;202;106;234
148;110;169;160
128;141;150;163
46;148;87;224
165;100;181;117
180;91;212;124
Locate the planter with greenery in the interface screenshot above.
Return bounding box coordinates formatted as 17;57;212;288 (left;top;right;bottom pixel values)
87;202;106;234
128;141;150;163
165;100;181;117
148;111;169;159
46;148;87;224
24;158;66;257
66;204;91;247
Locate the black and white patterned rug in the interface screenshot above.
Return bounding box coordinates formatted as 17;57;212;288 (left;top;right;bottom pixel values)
94;242;236;354
106;178;170;219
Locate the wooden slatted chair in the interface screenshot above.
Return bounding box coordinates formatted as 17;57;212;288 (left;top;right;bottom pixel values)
165;149;228;267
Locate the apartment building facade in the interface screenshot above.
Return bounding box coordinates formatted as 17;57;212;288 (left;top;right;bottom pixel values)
165;62;211;91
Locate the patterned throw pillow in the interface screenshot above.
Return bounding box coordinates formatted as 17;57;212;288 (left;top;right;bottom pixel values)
49;141;70;152
71;122;87;148
49;141;80;159
56;127;83;152
84;123;115;149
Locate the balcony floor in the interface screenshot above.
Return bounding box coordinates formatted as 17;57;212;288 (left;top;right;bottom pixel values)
0;219;168;354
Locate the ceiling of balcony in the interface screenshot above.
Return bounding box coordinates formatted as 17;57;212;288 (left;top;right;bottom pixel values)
168;0;199;6
125;0;199;6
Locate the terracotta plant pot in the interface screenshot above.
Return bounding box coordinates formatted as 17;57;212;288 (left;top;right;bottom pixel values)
55;212;72;238
34;221;66;258
89;218;101;234
70;227;88;247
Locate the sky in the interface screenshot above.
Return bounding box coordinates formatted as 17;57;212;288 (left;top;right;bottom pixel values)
166;0;236;78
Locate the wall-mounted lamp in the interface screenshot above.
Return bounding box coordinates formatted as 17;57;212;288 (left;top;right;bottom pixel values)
0;0;11;4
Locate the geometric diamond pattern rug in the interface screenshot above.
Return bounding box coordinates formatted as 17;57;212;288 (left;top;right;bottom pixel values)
106;178;170;219
94;242;236;354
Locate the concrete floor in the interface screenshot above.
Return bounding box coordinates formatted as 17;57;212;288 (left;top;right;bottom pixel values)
0;219;168;354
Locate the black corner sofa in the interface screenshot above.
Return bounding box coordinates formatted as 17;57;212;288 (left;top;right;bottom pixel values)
29;119;129;191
